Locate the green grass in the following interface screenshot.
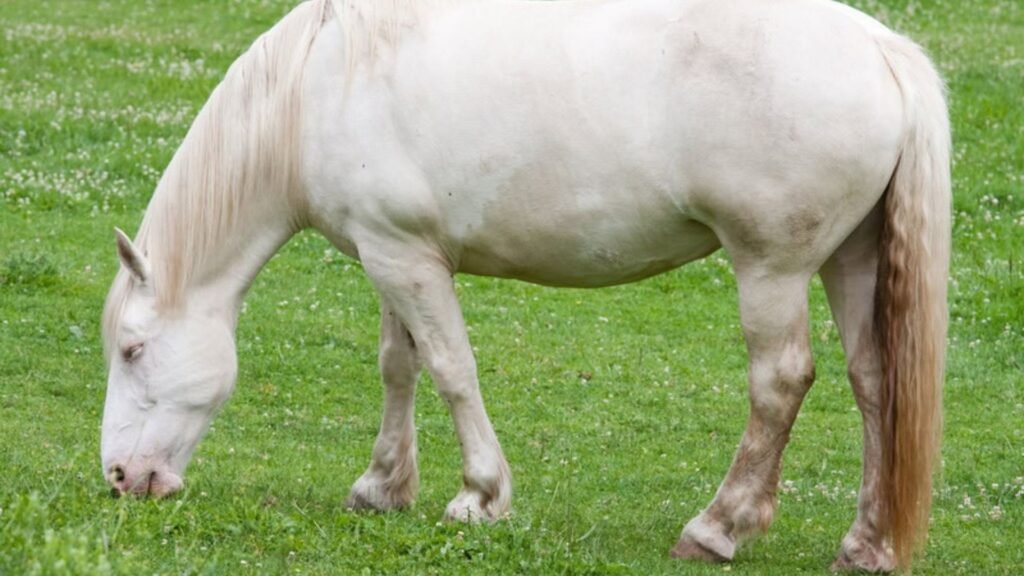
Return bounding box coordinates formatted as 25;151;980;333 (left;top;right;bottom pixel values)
1;0;1022;574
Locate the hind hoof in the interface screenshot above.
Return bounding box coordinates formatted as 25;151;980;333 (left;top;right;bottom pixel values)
671;534;729;563
831;539;895;573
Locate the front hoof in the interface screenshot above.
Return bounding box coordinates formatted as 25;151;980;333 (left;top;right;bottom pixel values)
443;490;501;523
671;534;729;563
345;473;413;512
345;491;387;512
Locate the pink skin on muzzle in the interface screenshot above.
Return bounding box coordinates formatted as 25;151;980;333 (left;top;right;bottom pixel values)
106;462;183;498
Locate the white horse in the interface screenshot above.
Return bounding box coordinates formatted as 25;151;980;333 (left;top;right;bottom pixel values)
100;0;949;570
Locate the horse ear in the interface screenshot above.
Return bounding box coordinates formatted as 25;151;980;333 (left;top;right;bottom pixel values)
114;227;150;284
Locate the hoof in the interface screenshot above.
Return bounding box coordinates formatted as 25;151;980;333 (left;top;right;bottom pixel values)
345;491;398;512
671;535;730;563
443;492;493;523
345;473;413;512
831;541;895;573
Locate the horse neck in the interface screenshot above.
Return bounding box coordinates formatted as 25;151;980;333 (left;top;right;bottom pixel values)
140;160;299;327
187;190;297;328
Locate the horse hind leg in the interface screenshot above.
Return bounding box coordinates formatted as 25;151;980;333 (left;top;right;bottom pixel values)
347;303;421;511
673;267;816;561
820;204;896;572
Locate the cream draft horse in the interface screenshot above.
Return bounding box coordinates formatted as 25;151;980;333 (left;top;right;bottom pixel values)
100;0;950;570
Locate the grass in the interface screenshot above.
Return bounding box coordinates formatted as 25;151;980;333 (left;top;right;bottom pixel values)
1;0;1022;574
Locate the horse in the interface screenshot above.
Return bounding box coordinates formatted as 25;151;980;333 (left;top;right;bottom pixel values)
99;0;950;570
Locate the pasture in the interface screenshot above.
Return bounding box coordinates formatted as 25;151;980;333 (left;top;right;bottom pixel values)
1;0;1021;573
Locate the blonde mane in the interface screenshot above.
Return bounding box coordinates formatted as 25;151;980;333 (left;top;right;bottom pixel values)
329;0;464;76
103;0;331;351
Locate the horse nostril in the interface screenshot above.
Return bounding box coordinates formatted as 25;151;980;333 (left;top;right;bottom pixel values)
110;465;126;483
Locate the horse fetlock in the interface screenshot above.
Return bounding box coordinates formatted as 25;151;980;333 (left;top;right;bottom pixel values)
710;480;779;536
370;433;417;471
463;457;506;489
732;498;777;540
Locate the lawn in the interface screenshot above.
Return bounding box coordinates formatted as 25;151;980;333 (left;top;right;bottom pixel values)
1;0;1021;574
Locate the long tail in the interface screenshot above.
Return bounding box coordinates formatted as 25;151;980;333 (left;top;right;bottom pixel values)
874;32;951;570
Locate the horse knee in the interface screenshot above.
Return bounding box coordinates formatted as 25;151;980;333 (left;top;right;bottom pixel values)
425;353;478;404
380;355;417;387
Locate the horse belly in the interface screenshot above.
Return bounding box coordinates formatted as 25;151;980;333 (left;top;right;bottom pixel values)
456;193;721;287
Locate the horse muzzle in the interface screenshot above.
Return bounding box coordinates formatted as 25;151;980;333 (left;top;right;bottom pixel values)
106;463;183;498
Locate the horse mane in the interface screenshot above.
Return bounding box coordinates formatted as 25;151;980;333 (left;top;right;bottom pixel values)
329;0;463;76
103;0;331;353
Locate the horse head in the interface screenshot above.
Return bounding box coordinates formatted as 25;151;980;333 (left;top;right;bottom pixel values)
100;229;237;498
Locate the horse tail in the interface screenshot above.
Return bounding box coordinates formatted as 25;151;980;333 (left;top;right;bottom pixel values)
873;32;951;570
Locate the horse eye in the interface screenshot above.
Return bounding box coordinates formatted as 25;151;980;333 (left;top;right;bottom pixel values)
122;343;144;363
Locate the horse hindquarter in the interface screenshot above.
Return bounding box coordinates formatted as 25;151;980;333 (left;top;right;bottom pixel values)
674;2;946;571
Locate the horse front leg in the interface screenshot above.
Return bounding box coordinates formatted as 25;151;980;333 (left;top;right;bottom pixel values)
347;304;421;511
673;270;815;562
361;247;512;522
